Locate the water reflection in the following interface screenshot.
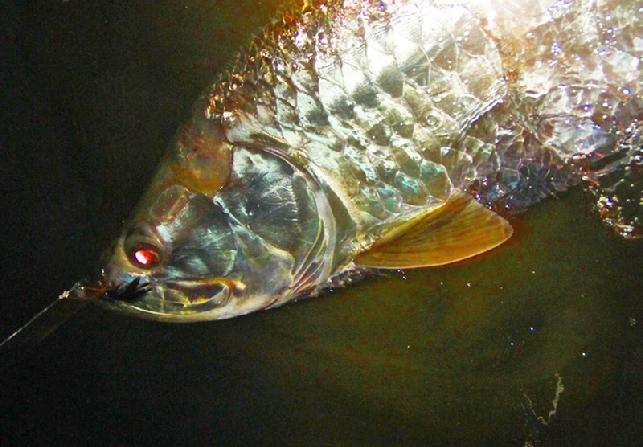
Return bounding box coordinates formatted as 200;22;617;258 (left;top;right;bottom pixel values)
165;190;638;446
4;191;638;446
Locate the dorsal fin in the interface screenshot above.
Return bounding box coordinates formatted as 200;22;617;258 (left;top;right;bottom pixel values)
355;191;513;268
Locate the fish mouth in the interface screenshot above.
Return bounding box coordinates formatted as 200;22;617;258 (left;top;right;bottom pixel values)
88;274;247;317
161;277;243;311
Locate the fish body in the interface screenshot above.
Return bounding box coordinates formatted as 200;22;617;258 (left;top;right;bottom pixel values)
97;0;640;321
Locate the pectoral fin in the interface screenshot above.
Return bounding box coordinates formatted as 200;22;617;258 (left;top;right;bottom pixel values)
355;191;513;268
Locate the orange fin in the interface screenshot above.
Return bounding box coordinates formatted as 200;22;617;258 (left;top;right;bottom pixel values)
355;191;513;268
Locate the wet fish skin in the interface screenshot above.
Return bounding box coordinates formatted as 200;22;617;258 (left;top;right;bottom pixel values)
211;0;640;239
98;0;640;321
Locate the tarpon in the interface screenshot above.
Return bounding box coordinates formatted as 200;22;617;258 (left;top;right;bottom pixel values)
80;0;640;321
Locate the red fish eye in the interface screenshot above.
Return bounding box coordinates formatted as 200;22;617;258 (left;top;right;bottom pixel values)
130;245;160;268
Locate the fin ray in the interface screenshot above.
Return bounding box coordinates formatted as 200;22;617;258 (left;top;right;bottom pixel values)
355;191;513;268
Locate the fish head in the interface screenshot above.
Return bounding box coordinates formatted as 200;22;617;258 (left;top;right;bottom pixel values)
100;122;335;321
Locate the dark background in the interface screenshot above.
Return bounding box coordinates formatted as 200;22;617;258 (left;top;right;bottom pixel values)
1;1;642;446
1;0;289;338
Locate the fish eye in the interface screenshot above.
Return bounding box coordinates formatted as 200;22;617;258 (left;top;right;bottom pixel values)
128;243;161;269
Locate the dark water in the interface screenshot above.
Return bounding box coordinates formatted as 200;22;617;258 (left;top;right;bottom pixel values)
1;1;641;446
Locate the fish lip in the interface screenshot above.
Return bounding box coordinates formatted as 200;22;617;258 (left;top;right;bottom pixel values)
162;277;244;309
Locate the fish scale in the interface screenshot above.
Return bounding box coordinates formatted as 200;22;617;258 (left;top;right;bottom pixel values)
213;2;508;237
203;0;639;239
61;0;641;323
3;1;639;333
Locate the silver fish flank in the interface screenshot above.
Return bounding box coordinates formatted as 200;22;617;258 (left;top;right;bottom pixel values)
85;0;640;321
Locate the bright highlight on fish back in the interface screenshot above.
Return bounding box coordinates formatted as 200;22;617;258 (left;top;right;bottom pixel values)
95;0;640;321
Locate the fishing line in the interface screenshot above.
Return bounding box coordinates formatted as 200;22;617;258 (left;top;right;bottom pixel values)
0;286;93;370
0;295;65;351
